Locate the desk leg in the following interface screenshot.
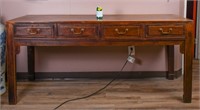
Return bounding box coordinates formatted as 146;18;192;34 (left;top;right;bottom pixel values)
183;26;194;103
28;46;35;81
167;45;175;80
6;23;17;104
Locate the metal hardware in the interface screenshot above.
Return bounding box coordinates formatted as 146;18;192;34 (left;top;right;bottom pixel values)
159;28;173;35
27;28;40;35
71;28;85;35
115;28;129;35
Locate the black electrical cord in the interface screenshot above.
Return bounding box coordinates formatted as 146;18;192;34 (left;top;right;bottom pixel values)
53;50;132;110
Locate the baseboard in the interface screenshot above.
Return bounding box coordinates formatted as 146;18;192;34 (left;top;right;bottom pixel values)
16;69;182;80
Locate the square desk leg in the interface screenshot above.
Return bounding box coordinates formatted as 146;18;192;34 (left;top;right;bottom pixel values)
167;45;175;80
6;46;35;104
28;46;35;81
183;23;194;103
6;23;17;104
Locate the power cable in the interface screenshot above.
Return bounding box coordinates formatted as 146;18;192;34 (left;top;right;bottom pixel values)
53;50;132;110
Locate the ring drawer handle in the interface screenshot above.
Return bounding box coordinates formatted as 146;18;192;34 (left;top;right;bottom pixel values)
159;28;173;35
27;28;40;35
115;28;129;35
71;28;85;35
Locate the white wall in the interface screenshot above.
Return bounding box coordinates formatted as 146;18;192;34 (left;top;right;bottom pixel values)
2;0;181;20
2;0;184;72
0;0;2;22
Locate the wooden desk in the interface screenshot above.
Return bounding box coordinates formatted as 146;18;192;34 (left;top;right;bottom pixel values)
6;15;194;104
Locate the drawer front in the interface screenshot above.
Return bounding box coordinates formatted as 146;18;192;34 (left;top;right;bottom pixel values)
147;25;184;37
14;24;54;37
58;24;98;39
103;25;142;39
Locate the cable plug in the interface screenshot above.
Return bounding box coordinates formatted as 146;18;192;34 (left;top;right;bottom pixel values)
127;56;135;63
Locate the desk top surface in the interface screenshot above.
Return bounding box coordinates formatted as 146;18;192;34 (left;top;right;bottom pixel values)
8;14;192;23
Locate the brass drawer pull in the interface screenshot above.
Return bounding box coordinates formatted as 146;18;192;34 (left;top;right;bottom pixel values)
71;28;85;35
27;28;40;35
159;28;173;35
115;28;129;35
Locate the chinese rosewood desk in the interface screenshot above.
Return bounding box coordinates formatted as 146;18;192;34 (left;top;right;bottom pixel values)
6;15;194;104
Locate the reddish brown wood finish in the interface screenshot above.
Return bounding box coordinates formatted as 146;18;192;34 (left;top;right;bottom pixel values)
14;24;54;38
147;25;184;36
183;22;195;103
6;15;193;104
6;22;17;104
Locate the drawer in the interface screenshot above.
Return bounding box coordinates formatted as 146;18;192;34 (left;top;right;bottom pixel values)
58;24;98;39
103;25;142;39
14;24;54;37
147;25;184;37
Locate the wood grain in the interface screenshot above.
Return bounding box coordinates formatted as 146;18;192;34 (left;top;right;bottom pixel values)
1;60;199;110
9;14;192;23
6;22;17;104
